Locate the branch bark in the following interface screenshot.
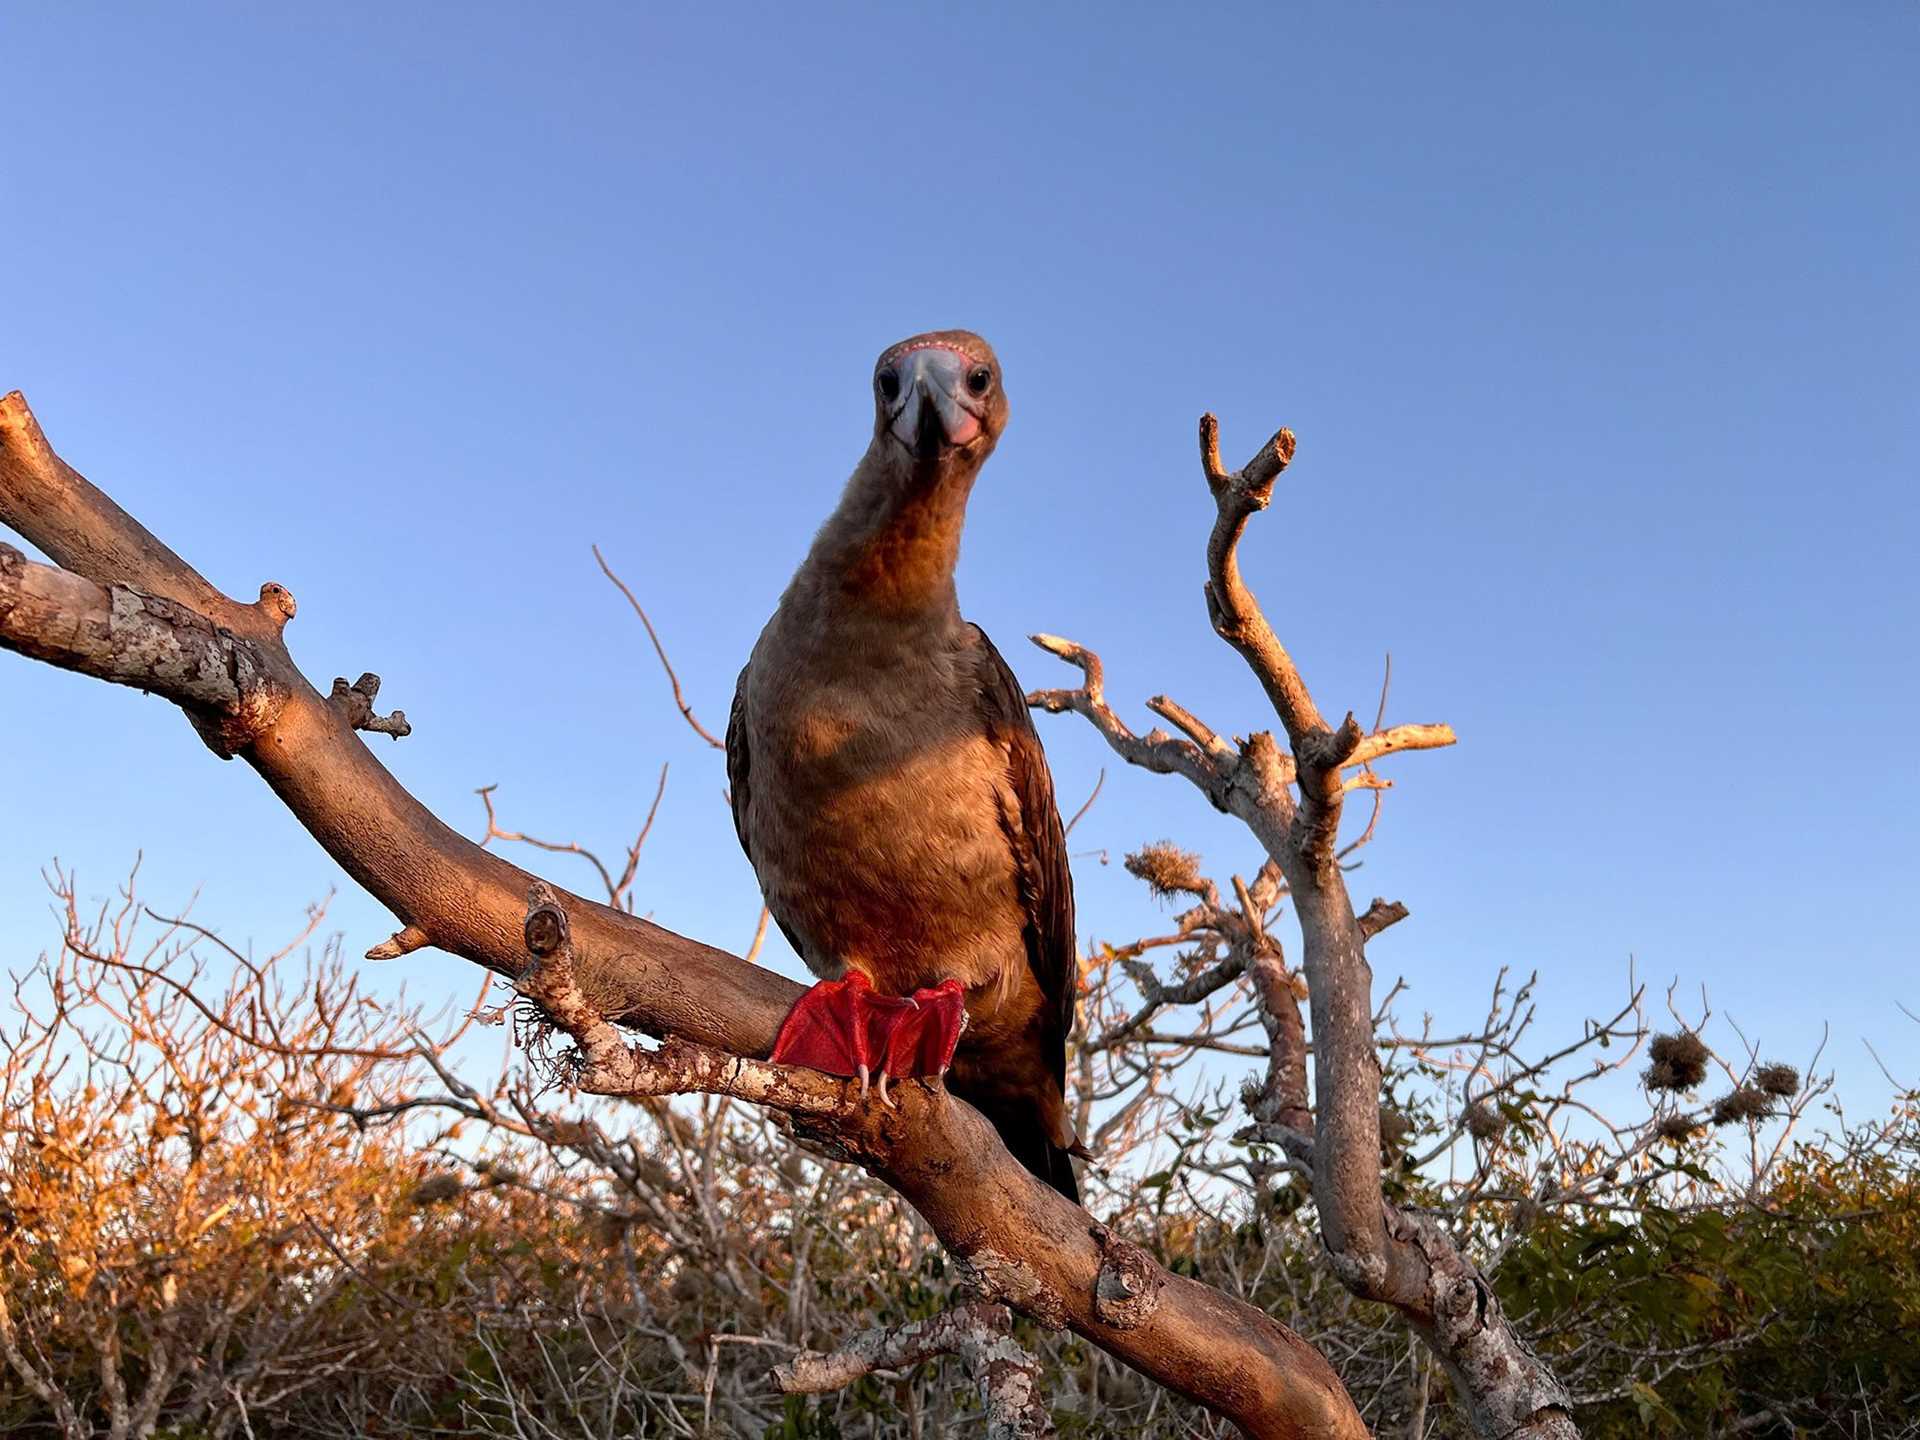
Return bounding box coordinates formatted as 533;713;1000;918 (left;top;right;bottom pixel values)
0;390;1367;1440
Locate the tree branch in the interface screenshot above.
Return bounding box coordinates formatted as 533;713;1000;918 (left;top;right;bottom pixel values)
593;542;725;751
1197;416;1325;744
0;389;1368;1440
1356;899;1411;944
773;1301;1053;1440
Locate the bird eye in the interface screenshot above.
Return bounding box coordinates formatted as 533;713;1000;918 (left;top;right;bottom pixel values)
877;369;900;402
966;365;993;397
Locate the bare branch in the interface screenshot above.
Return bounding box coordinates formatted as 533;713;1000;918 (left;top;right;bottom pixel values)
1196;415;1323;746
1063;767;1105;838
773;1302;1053;1439
593;542;725;751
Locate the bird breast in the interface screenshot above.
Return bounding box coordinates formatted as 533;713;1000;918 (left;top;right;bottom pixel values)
744;659;1029;1008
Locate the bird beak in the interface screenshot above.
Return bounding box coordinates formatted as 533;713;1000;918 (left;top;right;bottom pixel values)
888;346;984;455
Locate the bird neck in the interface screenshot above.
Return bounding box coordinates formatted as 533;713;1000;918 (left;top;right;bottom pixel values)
802;441;981;623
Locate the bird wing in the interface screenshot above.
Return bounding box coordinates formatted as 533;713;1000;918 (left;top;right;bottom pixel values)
726;667;814;968
969;623;1078;1083
725;670;753;857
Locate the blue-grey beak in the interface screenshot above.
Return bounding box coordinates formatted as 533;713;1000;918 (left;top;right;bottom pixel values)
888;345;984;453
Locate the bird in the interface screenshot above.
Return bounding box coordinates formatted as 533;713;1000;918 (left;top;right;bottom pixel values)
725;329;1084;1201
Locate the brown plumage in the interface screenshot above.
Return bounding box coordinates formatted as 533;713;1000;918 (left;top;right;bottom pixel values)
726;330;1083;1200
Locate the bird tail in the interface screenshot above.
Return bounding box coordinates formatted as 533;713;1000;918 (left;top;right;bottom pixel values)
986;1105;1081;1204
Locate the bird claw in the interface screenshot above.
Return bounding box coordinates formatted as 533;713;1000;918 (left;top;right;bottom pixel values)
849;1063;895;1109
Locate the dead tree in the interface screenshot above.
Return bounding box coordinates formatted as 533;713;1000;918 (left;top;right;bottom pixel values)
0;386;1570;1437
1028;419;1573;1438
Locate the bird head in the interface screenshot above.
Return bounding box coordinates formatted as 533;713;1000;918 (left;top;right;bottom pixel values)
870;330;1007;470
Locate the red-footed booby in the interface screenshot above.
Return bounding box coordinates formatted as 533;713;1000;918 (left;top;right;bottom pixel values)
726;330;1084;1200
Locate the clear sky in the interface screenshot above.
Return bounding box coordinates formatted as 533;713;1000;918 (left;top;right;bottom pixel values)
3;5;1915;1110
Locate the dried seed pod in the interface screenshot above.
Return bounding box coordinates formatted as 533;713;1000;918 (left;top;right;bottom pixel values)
1710;1086;1774;1127
1378;1104;1413;1153
593;1210;637;1248
1464;1103;1507;1142
1655;1114;1702;1143
1644;1031;1710;1091
1124;841;1207;899
409;1172;465;1206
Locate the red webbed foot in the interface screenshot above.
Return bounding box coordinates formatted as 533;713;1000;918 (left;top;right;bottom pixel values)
770;972;968;1106
873;978;966;1094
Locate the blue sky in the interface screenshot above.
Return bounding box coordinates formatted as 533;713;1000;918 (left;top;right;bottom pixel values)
2;5;1915;1111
